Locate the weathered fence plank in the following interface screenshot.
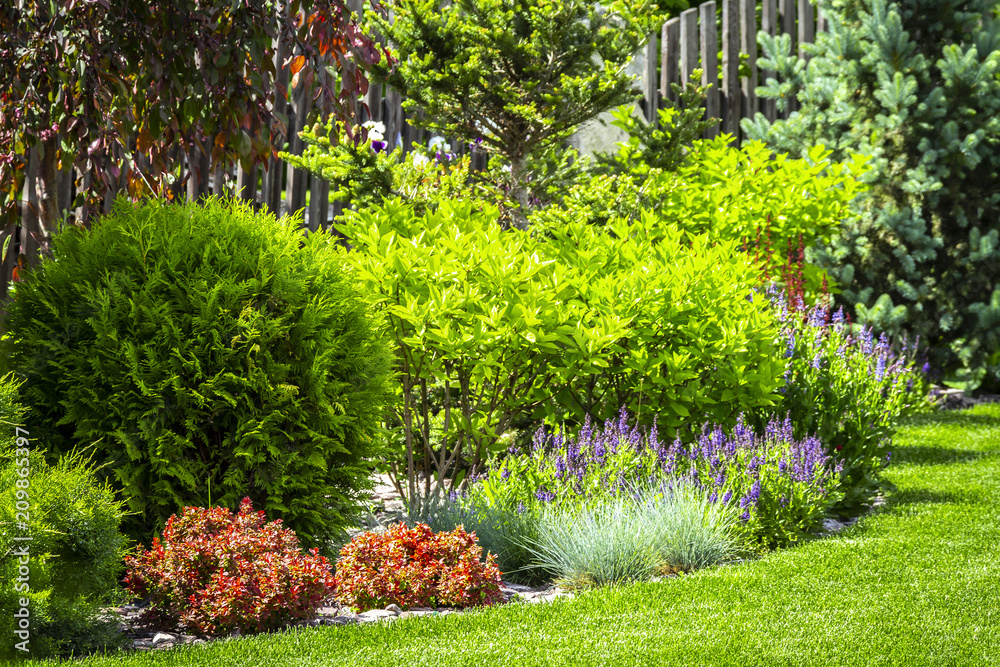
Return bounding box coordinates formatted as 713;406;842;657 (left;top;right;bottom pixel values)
699;2;719;139
643;33;659;122
741;0;758;123
798;0;814;58
661;17;680;105
779;0;796;116
722;0;740;138
285;72;313;216
761;0;778;122
680;8;699;86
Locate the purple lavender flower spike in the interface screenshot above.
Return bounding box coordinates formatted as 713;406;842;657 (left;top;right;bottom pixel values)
715;470;726;487
516;501;526;515
812;351;823;370
532;426;547;453
501;466;511;481
721;489;733;504
708;491;718;503
808;305;826;327
875;354;887;381
861;327;874;355
535;485;555;503
748;480;761;504
785;330;796;358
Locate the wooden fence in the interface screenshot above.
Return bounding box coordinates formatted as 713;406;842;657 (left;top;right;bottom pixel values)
266;0;830;227
650;0;827;133
4;0;827;296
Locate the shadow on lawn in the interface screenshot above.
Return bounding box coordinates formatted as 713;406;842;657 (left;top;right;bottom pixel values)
888;446;986;466
900;409;1000;430
881;487;981;509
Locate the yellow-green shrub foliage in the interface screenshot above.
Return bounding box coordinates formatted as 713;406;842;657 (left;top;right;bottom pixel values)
2;197;391;551
337;199;785;502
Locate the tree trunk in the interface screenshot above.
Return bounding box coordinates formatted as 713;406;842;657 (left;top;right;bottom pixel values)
508;155;531;230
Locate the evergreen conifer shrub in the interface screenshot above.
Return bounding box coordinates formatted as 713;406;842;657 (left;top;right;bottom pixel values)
0;375;130;661
743;0;1000;388
2;197;391;550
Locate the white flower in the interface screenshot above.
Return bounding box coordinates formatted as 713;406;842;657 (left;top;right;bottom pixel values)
428;135;447;150
411;153;430;167
363;121;386;142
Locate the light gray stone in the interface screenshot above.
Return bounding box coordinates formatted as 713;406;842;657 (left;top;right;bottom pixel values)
358;609;397;622
385;603;403;615
151;633;176;646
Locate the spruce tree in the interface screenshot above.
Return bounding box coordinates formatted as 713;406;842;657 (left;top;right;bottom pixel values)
367;0;678;226
743;0;1000;389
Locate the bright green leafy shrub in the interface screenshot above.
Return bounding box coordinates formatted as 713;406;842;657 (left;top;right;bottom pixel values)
0;377;130;661
337;198;567;506
2;197;392;550
337;200;785;508
282;119;507;216
743;0;1000;388
532;137;869;299
539;215;786;431
123;499;337;636
333;522;503;611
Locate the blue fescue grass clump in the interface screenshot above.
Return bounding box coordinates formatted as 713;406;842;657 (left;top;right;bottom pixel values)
760;287;934;511
523;480;737;589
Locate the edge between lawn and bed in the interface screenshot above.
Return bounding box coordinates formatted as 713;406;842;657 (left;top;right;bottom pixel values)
46;403;1000;667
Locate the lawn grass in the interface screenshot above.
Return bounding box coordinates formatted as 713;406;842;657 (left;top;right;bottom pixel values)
55;405;1000;666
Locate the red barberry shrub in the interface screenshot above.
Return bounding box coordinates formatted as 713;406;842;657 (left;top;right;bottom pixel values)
333;523;503;611
122;498;336;635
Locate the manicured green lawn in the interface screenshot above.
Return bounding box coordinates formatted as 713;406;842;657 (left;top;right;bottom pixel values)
64;405;1000;666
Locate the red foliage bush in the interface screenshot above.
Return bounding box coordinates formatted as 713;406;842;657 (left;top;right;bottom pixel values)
334;522;503;611
122;498;336;635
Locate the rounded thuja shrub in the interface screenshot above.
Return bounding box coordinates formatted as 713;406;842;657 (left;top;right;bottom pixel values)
2;197;392;551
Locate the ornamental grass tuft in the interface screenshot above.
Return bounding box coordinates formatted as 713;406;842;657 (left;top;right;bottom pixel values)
522;481;737;589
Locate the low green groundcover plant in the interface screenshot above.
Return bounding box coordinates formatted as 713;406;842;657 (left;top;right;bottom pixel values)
1;196;392;550
123;498;336;636
0;377;130;661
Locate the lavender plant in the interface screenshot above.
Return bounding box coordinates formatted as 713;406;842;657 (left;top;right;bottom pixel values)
466;410;843;552
759;290;933;512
